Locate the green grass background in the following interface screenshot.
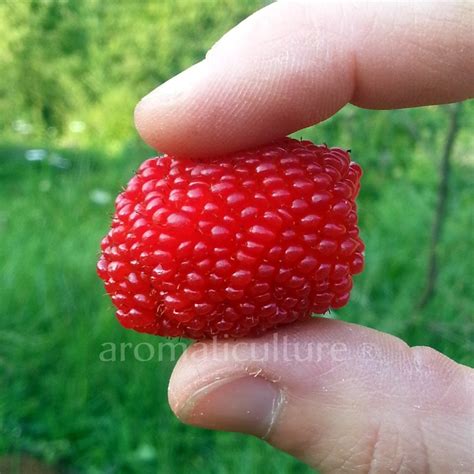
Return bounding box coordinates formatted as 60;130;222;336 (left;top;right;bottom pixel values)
1;104;473;474
1;1;473;473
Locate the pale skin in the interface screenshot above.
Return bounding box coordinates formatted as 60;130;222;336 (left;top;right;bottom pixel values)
135;1;474;472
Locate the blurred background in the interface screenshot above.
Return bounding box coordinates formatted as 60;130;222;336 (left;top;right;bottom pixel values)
0;1;473;473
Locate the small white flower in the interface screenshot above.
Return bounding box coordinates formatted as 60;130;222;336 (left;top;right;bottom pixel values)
25;149;47;162
13;120;33;135
90;189;111;205
48;153;71;169
133;444;157;462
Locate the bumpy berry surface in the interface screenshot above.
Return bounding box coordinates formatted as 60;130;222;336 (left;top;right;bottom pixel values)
97;138;364;339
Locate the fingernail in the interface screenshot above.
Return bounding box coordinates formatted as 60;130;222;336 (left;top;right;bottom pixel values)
176;376;283;438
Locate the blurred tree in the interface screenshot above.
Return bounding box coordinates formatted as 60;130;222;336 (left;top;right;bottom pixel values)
2;0;92;132
416;103;463;310
0;0;261;148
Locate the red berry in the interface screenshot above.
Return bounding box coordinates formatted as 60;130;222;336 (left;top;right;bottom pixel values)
97;138;364;339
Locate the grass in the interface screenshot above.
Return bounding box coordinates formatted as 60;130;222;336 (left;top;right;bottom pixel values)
0;105;473;473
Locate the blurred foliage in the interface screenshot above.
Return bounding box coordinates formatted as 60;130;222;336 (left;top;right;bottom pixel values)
0;0;261;150
0;1;473;473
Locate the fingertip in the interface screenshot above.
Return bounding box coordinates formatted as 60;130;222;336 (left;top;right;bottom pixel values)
167;373;181;418
170;374;284;437
133;98;153;149
133;1;353;158
134;61;212;155
167;319;473;470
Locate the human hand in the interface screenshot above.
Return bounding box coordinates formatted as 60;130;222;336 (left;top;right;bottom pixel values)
135;1;474;472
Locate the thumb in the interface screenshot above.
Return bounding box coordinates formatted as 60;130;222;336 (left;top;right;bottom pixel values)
168;319;473;472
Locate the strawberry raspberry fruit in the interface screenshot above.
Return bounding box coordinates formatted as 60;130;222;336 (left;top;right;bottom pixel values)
97;138;364;339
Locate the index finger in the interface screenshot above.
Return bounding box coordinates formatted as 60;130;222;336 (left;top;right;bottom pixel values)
135;1;473;158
